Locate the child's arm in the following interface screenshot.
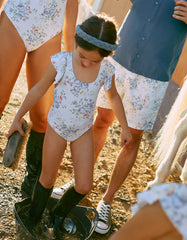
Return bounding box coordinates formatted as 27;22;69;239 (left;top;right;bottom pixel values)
63;0;78;52
7;62;57;137
105;75;132;147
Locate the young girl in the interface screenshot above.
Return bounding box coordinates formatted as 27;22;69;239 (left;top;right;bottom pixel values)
7;15;132;237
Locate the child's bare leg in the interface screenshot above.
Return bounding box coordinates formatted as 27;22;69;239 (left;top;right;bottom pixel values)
109;201;182;240
0;11;26;115
48;128;94;232
28;125;67;225
70;127;94;194
39;124;67;188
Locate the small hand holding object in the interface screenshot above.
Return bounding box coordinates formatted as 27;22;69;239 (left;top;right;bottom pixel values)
7;117;26;138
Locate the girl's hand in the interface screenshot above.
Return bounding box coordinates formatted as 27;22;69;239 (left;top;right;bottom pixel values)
7;118;26;138
173;0;187;24
120;128;132;147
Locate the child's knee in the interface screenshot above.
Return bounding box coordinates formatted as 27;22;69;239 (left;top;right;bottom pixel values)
75;182;93;195
95;108;114;128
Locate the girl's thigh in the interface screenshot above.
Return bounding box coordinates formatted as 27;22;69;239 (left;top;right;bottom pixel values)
0;11;26;114
39;124;67;188
26;32;62;88
70;127;94;194
26;32;62;132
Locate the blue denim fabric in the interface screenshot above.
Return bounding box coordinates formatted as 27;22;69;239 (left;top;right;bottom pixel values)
113;0;187;82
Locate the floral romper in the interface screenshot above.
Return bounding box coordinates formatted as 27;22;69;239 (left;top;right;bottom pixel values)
4;0;67;51
48;52;115;141
132;183;187;239
96;57;168;130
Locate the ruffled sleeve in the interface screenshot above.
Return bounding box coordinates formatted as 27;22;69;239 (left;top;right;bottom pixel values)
51;52;67;84
131;183;186;215
103;59;115;92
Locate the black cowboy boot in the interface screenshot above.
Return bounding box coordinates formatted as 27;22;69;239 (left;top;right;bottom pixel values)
24;180;53;238
29;180;53;223
51;186;86;237
21;130;45;197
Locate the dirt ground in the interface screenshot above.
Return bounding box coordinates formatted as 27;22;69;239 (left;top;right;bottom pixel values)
0;56;181;240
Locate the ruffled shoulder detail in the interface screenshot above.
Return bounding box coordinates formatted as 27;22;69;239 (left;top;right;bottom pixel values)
51;52;68;84
102;57;115;92
131;183;187;215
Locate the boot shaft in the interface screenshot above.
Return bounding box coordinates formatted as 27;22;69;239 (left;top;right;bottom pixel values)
53;186;86;219
29;180;53;222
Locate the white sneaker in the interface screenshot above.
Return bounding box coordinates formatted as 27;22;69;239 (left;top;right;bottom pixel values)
51;179;74;199
95;200;111;234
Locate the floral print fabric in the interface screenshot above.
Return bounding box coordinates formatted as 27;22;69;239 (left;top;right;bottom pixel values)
132;183;187;239
96;57;168;130
48;52;115;141
4;0;67;51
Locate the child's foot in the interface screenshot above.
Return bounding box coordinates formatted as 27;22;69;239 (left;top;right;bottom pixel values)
95;200;111;234
53;215;65;239
24;216;51;239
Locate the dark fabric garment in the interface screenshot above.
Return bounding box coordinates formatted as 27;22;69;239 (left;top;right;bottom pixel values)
113;0;187;82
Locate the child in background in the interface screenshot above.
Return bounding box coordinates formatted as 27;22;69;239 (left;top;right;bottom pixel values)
109;183;187;240
7;14;132;237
